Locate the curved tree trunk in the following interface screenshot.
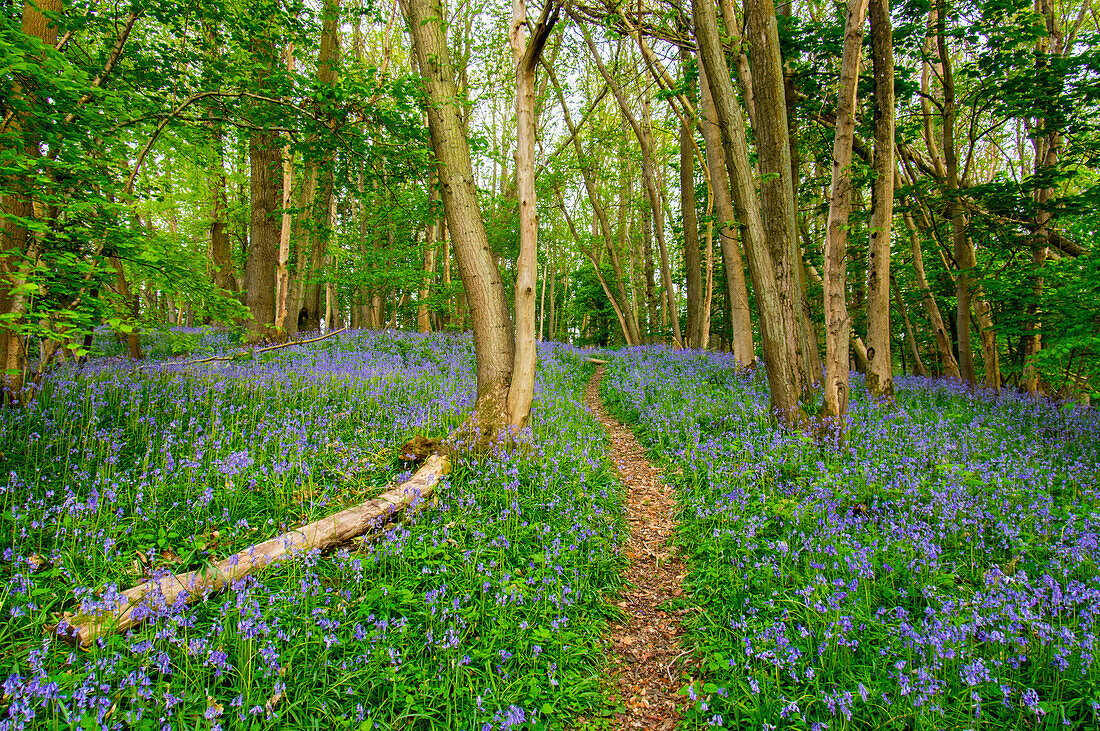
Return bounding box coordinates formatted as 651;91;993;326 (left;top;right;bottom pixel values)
543;59;640;345
900;201;961;379
583;29;681;346
556;190;633;346
1021;0;1068;393
679;48;705;349
892;275;927;376
933;11;978;384
400;0;515;443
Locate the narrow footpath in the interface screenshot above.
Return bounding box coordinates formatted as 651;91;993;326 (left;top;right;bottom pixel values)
585;366;694;730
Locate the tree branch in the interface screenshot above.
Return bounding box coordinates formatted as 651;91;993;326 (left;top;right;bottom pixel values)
62;10;142;125
138;328;349;372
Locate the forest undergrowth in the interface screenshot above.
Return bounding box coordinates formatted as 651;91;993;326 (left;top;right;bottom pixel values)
0;330;625;730
602;346;1100;730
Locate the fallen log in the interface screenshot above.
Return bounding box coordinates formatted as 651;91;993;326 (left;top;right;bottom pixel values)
137;328;349;372
59;454;449;647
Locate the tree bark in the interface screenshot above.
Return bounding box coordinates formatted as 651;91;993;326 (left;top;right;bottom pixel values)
245;115;281;334
901;200;961;379
538;244;548;340
295;0;341;334
418;222;438;333
692;0;804;425
934;11;978;384
745;0;811;392
287;166;319;334
642;202;658;341
699;58;754;365
616;124;643;342
680;48;705;349
274;44;296;332
557;191;634;346
209;123;238;295
865;0;895;399
547;246;556;340
204;23;238;300
401;0;515;440
64;455;450;647
1021;0;1064;393
111;256;143;360
1;0;62;399
822;0;869;429
892;274;926;376
543;58;640;345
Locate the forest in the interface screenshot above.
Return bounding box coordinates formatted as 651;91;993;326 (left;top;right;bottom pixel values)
2;0;1099;728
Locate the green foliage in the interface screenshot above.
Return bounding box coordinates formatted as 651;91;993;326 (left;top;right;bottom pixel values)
605;348;1100;730
0;0;434;366
1;331;626;729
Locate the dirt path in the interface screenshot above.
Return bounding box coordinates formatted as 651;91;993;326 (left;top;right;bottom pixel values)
585;366;693;730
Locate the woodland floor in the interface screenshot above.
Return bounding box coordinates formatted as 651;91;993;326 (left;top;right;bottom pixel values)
585;367;697;730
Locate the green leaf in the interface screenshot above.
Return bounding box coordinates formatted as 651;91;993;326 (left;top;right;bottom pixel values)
9;282;38;296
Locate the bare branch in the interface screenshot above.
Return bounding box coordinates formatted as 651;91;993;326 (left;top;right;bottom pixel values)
138;328;350;372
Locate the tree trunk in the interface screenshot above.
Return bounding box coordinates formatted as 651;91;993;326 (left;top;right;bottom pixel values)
245;127;281;334
273;152;294;331
1021;0;1065;393
680;48;705;349
547;247;556;340
933;11;979;385
718;0;756;128
538;245;548;340
745;0;811;393
892;274;926;376
65;455;450;647
418;223;438;333
865;0;895;400
1;0;62;399
822;0;868;429
543;59;640;345
557;191;634;347
780;18;823;386
699;58;754;365
296;0;341;334
287;166;319;334
274;44;297;332
208;120;238;295
616;125;644;343
901;206;960;378
851;332;870;373
583;30;681;345
642;204;657;342
401;0;516;440
692;0;805;425
111;257;143;360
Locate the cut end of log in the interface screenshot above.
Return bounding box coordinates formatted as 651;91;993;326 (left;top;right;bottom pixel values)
399;435;446;463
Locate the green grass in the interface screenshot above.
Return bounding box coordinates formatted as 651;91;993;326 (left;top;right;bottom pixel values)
1;332;625;730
